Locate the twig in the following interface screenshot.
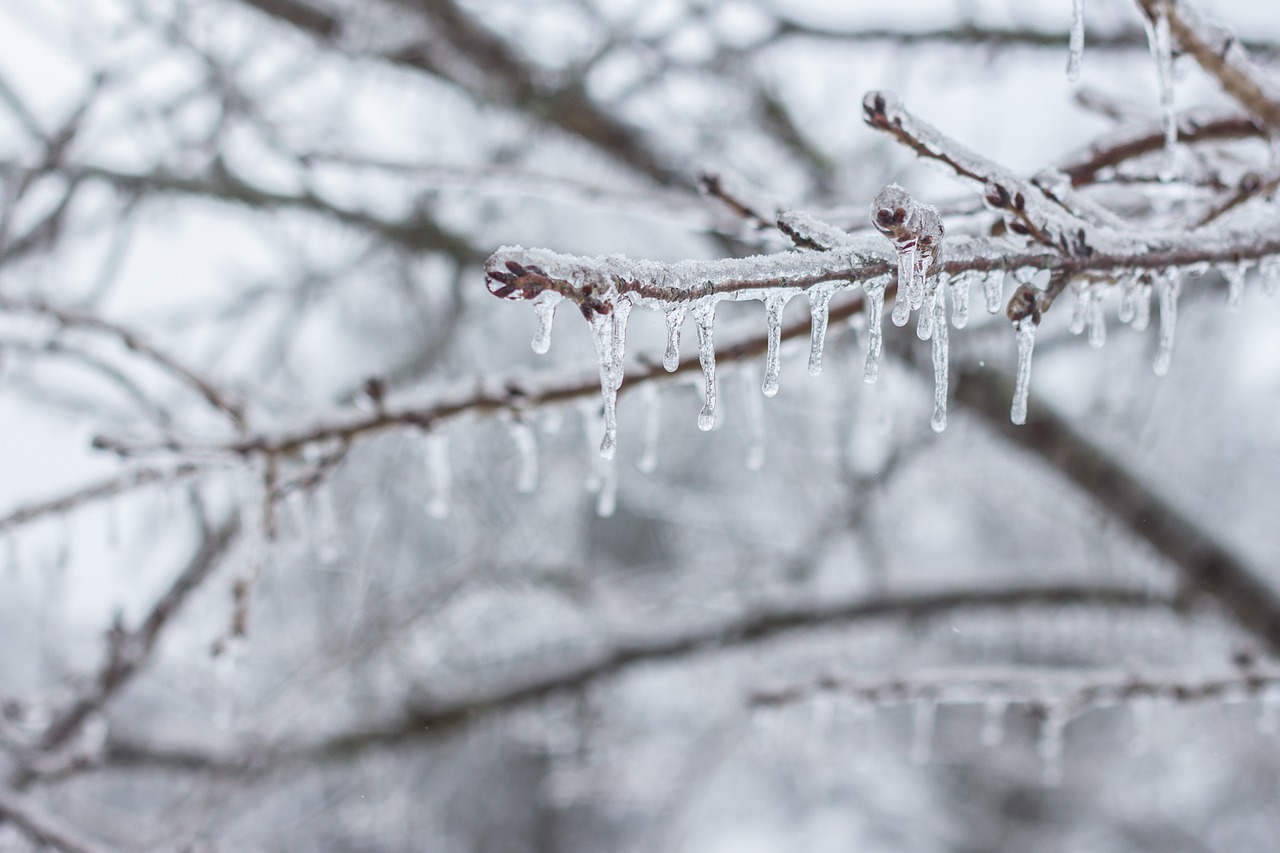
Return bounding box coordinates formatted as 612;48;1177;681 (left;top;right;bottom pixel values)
0;787;117;853
0;464;201;537
0;294;247;429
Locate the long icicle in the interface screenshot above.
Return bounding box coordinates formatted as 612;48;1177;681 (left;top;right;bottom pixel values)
863;279;886;384
693;301;718;431
1067;0;1086;82
762;294;788;397
1011;319;1038;425
931;281;949;433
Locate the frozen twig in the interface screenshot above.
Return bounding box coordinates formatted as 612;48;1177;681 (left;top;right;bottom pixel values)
0;464;201;536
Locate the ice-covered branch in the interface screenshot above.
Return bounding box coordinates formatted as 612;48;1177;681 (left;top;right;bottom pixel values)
0;464;200;537
1135;0;1280;133
98;584;1168;772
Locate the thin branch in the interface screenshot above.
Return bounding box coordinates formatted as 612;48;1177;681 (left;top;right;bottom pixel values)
0;787;118;853
0;464;201;537
944;358;1280;653
750;663;1280;711
0;294;248;429
102;584;1169;771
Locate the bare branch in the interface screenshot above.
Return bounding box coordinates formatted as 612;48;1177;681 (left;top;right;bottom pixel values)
0;787;118;853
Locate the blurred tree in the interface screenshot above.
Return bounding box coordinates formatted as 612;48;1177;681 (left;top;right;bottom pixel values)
2;0;1280;850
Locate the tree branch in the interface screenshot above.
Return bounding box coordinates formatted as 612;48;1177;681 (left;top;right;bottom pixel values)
0;788;117;853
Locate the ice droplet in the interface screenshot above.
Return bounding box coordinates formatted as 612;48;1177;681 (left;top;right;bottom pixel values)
1153;268;1181;376
980;697;1007;747
425;431;450;519
637;382;660;474
808;287;832;376
694;301;718;430
742;366;766;470
663;304;686;372
1143;2;1177;179
762;294;789;397
983;269;1005;314
1067;0;1085;82
530;291;562;354
931;282;949;433
910;697;937;765
1011;318;1038;425
863;280;886;384
509;420;538;493
949;272;971;329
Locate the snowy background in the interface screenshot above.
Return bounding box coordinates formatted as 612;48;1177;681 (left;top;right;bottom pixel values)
2;0;1280;850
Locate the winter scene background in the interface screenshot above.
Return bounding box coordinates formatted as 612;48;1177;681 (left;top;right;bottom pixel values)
2;0;1280;850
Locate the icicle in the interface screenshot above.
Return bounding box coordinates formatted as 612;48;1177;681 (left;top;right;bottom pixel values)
1224;262;1248;309
983;269;1005;314
1129;695;1154;755
1087;290;1106;348
1011;319;1038;425
580;402;604;493
1118;275;1138;324
530;291;562;355
1144;2;1177;179
917;278;937;341
312;485;340;564
663;305;686;372
761;294;788;397
509;420;538;493
949;272;971;329
1261;256;1280;297
425;431;450;519
980;697;1008;747
807;287;832;376
589;311;620;459
742;366;766;470
1131;278;1153;331
693;301;719;431
1037;704;1068;786
637;382;660;474
596;457;617;518
1068;284;1089;335
609;298;632;392
909;697;937;765
1258;685;1280;735
1067;0;1086;82
1153;268;1181;376
863;280;886;384
891;249;914;327
931;282;949;433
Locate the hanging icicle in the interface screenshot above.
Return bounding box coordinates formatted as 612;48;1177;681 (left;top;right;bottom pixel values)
693;300;719;431
761;293;790;397
1067;0;1086;82
863;278;887;384
1011;318;1038;425
1143;1;1178;179
807;286;832;376
949;272;971;329
530;291;563;354
663;304;686;372
870;184;944;330
931;282;949;433
1153;267;1181;376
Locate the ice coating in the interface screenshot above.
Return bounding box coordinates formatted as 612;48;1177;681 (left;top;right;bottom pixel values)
1131;279;1153;332
871;183;944;329
1011;318;1037;425
1067;0;1085;82
762;293;789;397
